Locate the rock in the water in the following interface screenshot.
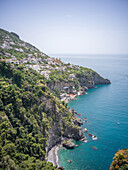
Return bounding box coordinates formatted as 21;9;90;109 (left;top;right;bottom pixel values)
58;166;64;170
92;146;98;150
83;128;88;132
68;160;72;163
63;139;75;149
92;135;98;140
80;137;86;141
88;133;93;137
84;121;87;123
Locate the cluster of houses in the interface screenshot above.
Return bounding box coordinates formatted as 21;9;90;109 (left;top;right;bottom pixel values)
1;50;80;80
0;34;39;53
1;41;79;80
1;41;13;50
0;32;89;104
0;36;85;90
60;87;86;103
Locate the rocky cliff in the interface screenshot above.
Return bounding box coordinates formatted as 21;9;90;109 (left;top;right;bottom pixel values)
47;80;74;92
41;96;84;152
76;71;110;88
47;70;111;94
93;72;111;85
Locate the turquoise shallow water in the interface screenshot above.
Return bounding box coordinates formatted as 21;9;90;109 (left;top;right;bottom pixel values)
51;54;128;170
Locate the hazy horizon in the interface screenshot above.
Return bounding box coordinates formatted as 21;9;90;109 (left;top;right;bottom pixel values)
50;53;128;56
0;0;128;55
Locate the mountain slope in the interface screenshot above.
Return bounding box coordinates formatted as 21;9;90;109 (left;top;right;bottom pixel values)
0;28;110;169
0;61;83;169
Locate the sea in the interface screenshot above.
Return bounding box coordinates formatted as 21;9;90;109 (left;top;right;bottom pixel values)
51;54;128;170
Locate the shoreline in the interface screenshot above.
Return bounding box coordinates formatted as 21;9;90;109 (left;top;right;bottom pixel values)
47;145;60;167
47;88;95;167
47;93;87;167
61;91;87;103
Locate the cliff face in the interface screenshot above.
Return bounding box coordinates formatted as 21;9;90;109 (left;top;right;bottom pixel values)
92;72;111;85
47;118;83;152
47;80;74;92
76;71;111;88
47;71;111;94
41;96;83;152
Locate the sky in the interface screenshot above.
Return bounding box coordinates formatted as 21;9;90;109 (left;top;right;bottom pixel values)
0;0;128;55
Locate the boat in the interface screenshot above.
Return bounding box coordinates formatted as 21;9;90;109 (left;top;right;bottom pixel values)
92;135;98;140
117;122;120;125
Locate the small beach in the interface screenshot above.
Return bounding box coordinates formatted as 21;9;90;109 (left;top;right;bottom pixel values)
47;145;60;167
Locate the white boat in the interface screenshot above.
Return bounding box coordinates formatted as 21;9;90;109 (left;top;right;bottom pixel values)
92;135;98;140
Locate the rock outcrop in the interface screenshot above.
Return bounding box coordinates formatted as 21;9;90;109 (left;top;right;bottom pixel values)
41;96;84;153
62;124;84;140
73;117;83;126
63;139;75;149
92;72;111;85
76;71;111;88
47;80;74;92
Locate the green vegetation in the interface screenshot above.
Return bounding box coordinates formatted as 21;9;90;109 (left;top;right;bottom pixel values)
0;61;78;169
49;70;69;81
0;62;58;169
10;32;20;39
0;28;110;169
0;28;46;60
110;148;128;170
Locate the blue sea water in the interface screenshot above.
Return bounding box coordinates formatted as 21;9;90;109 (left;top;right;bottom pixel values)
52;54;128;170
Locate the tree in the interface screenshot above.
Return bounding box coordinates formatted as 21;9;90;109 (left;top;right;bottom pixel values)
110;148;128;170
0;155;19;170
13;69;23;87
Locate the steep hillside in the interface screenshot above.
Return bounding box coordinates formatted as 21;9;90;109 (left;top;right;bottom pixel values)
0;28;111;169
0;61;83;169
0;28;110;101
